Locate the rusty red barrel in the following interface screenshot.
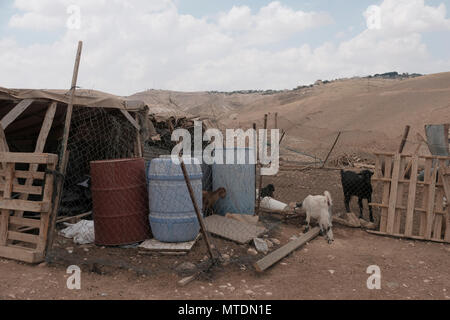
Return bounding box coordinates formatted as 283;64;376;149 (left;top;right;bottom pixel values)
90;158;151;246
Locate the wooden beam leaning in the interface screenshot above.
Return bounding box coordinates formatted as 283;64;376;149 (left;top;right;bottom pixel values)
254;227;320;272
0;99;34;130
120;109;141;131
59;40;82;173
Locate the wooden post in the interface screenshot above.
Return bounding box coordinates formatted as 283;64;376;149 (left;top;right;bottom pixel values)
398;125;411;154
253;123;257;215
180;159;215;261
279;130;286;145
59;41;83;172
45;152;69;256
135;113;143;158
256;114;268;216
322;132;341;168
274;113;278;130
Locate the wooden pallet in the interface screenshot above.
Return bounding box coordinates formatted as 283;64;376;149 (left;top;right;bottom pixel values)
0;152;58;263
371;152;450;243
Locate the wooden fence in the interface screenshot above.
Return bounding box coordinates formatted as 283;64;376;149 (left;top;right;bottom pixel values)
0;153;58;263
370;152;450;243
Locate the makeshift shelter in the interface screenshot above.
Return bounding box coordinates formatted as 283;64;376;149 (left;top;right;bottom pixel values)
0;86;152;263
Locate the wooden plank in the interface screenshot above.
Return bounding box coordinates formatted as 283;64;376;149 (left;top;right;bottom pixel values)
386;154;401;234
9;217;41;228
404;155;418;237
0;199;50;213
439;160;450;242
7;231;39;244
366;230;448;244
45;152;69;256
0;170;45;180
0;163;14;246
379;155;392;233
420;159;433;236
36;161;56;252
0;246;43;264
394;155;407;234
204;215;267;244
59;41;82;175
134;113;143;158
120;109;141;131
424;166;438;240
0;153;58;165
0;99;34;130
254;227;320;272
433;173;444;240
0;182;42;196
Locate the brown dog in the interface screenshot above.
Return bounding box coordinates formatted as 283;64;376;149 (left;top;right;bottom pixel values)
202;188;227;216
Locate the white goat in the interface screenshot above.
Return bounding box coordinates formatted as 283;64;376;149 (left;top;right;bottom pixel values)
297;191;334;244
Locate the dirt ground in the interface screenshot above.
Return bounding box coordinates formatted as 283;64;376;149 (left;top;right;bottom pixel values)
0;225;449;300
1;168;449;300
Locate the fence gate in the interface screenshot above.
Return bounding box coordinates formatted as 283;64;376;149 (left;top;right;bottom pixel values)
371;152;450;243
0;152;58;263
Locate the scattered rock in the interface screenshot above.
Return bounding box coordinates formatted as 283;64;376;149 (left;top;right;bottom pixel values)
386;282;399;289
245;290;255;295
423;279;431;283
290;235;298;241
247;248;258;256
265;240;274;248
176;262;196;273
328;270;335;275
271;238;281;245
253;238;269;254
221;254;230;261
38;262;47;268
8;294;16;299
178;276;196;287
266;292;273;297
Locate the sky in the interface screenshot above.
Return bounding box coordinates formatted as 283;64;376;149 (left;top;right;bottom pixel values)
0;0;449;95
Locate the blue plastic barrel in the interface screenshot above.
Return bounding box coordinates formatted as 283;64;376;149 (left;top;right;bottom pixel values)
212;148;256;215
147;156;202;242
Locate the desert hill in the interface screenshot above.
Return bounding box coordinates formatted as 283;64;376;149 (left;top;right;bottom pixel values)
130;72;450;162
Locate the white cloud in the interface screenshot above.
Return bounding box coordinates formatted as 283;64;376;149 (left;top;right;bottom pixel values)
0;0;449;94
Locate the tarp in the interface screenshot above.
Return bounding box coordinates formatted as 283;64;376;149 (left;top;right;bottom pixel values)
0;87;145;112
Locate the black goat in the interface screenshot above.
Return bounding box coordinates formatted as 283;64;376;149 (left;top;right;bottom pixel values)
340;170;374;222
260;184;275;198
